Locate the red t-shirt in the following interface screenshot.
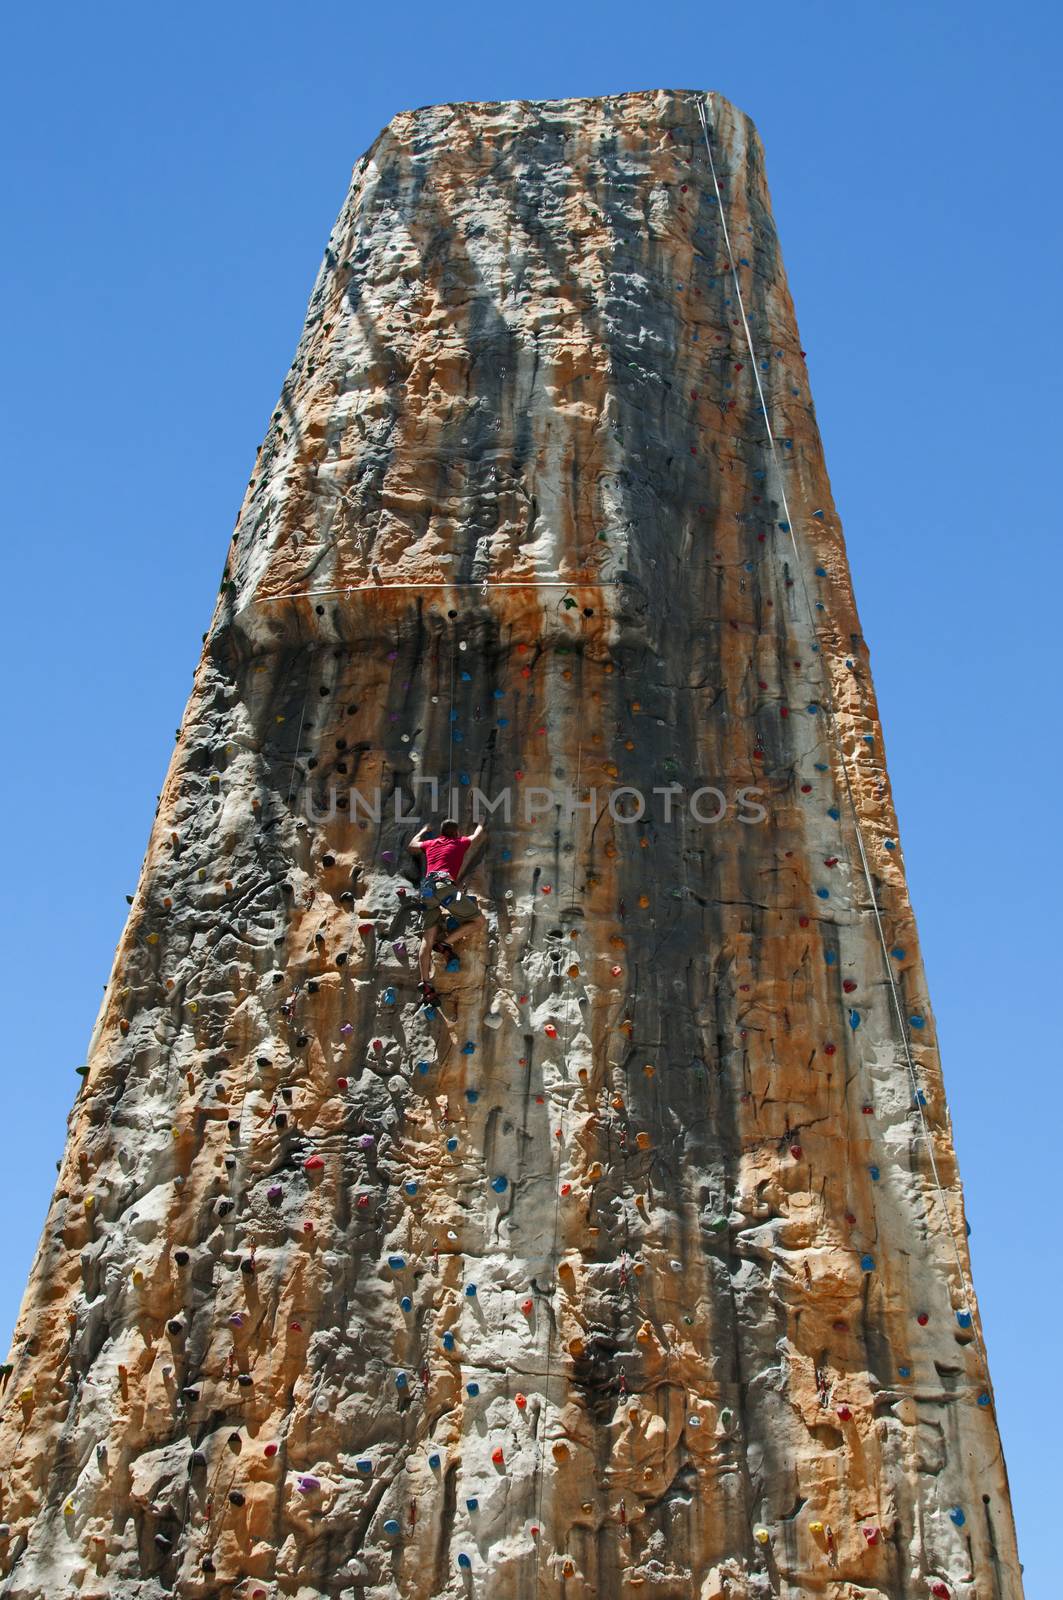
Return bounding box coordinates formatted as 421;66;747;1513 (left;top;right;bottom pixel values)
422;835;472;879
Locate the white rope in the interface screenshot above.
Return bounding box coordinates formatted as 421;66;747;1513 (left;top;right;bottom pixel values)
696;93;990;1393
257;579;620;604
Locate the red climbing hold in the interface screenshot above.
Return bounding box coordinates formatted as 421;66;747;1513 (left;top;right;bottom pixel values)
862;1526;880;1546
304;1155;324;1172
798;916;809;928
823;1042;836;1055
789;1143;803;1159
931;1585;950;1599
836;1405;852;1421
515;1393;528;1409
521;1299;533;1316
843;980;857;993
917;1313;929;1326
491;1447;505;1466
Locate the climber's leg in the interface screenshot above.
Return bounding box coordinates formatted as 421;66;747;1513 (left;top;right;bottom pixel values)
419;923;439;984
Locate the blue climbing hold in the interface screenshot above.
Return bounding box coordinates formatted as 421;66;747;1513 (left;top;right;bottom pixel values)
956;1310;973;1329
395;1372;408;1389
813;509;825;520
429;1452;441;1469
466;1497;479;1512
460;671;472;682
449;710;458;723
814;762;828;772
383;987;396;1006
863;733;875;745
458;1552;472;1569
914;1089;927;1107
491;1176;508;1193
383;1518;401;1536
950;1508;966;1527
909;1015;925;1030
891;947;906;960
816;888;830;900
424;1005;437;1021
779;521;790;533
869;1165;880;1181
446;1137;458;1152
806;703;819;714
357;1458;373;1474
465;1284;478;1298
446;957;460;972
442;1332;455;1350
417;1060;430;1076
493;689;504;699
977;1392;991;1407
466;1381;480;1396
827;806;840;820
898;1365;911;1378
884;838;896;851
401;1296;412;1312
387;1255;406;1271
405;1181;418;1195
825;950;837;965
461;1042;476;1055
465;1088;479;1103
860;1254;875;1272
501;848;512;861
849;1009;860;1031
814;566;827;577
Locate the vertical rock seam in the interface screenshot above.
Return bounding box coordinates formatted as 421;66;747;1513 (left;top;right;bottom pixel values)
0;90;1021;1600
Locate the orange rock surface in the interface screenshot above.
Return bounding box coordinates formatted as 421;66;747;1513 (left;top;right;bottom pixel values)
0;90;1022;1599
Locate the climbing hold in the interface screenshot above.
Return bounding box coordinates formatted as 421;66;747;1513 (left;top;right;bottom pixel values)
465;1284;477;1297
515;1393;528;1409
860;1254;875;1272
848;1009;860;1031
753;1526;770;1545
491;1176;508;1193
383;1518;401;1536
458;1552;473;1569
461;1041;476;1055
304;1154;324;1172
297;1475;320;1494
862;1526;881;1546
466;1381;480;1396
356;1458;373;1474
956;1310;973;1329
387;1255;407;1271
491;1447;505;1466
949;1507;966;1526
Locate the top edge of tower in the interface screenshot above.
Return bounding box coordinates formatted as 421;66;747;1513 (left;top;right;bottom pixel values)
355;87;756;166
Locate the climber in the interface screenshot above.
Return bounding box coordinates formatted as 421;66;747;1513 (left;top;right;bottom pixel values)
408;818;486;1002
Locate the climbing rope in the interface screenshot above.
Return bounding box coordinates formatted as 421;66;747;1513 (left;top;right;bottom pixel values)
530;738;584;1584
257;579;623;604
696;93;992;1394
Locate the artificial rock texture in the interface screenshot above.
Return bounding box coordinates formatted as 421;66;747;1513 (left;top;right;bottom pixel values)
0;89;1022;1600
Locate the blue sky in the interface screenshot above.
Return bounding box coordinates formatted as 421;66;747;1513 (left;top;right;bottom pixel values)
1;1;1058;1589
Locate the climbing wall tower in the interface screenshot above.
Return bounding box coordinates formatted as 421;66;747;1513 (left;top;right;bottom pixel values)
0;90;1022;1600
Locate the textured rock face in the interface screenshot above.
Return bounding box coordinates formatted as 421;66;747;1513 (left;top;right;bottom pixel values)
0;89;1021;1600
